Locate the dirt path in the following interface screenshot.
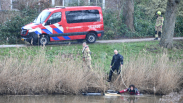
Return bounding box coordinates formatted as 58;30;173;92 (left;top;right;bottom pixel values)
96;37;183;43
0;37;183;48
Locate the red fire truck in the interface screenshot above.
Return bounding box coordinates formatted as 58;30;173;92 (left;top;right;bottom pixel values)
21;6;104;45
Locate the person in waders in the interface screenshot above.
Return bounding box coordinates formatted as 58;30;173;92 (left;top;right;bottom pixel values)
154;11;164;40
108;50;123;82
117;84;140;95
82;42;92;70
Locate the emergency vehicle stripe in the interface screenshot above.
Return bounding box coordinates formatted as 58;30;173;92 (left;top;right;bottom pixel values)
63;36;71;40
44;26;53;34
42;29;52;34
53;28;63;33
35;31;41;35
51;37;60;41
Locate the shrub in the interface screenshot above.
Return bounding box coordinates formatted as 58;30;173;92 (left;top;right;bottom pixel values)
0;8;39;44
133;4;156;38
103;3;157;39
103;9;128;39
175;16;183;37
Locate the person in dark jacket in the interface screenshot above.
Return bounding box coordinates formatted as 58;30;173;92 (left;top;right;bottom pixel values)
108;50;123;82
117;85;140;95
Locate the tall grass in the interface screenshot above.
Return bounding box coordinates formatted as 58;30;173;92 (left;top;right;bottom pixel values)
0;47;182;95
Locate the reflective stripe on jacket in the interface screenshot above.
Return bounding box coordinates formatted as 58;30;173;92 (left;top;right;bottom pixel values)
82;46;91;60
119;88;140;95
156;16;164;27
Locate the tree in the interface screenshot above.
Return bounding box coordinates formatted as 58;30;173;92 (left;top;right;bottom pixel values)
159;0;180;48
123;0;135;31
141;0;167;17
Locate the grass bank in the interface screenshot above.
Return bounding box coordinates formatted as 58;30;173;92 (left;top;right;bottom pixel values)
0;41;182;95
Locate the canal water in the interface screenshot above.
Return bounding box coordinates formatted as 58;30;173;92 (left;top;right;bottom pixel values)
0;95;163;103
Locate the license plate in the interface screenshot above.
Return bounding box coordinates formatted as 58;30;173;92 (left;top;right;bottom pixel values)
21;38;24;41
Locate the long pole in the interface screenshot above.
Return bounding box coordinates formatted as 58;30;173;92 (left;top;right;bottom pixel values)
120;66;127;88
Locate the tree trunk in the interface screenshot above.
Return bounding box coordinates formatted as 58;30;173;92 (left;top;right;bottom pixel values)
123;0;135;31
0;0;1;10
159;0;180;48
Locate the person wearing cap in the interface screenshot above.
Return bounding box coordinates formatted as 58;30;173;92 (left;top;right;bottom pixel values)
117;85;140;95
154;11;164;40
82;42;92;70
108;50;123;82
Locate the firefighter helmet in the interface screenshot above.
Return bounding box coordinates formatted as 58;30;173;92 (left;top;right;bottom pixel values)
157;11;161;15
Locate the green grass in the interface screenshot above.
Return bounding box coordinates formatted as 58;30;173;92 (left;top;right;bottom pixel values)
0;40;183;71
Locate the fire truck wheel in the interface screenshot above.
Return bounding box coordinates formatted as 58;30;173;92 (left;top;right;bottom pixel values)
86;32;96;43
39;35;49;45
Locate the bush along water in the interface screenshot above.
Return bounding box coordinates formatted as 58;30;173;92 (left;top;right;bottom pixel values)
111;52;183;95
0;47;106;95
0;47;182;95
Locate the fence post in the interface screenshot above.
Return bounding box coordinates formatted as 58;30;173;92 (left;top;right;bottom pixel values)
78;0;80;6
52;0;55;6
63;0;64;6
10;0;12;10
88;0;90;5
103;0;105;9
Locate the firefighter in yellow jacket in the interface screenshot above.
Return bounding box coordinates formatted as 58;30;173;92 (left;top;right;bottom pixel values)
154;11;164;40
82;42;92;70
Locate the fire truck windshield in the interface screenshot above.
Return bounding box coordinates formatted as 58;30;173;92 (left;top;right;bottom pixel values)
33;11;51;24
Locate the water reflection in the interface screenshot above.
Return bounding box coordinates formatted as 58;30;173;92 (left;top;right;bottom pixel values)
0;95;161;103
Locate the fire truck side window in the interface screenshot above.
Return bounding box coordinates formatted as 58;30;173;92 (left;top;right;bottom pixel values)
66;10;100;23
46;12;61;25
83;10;100;22
65;11;83;23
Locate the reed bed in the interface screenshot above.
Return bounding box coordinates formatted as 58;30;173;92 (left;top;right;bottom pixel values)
0;47;182;95
112;52;183;94
0;48;106;95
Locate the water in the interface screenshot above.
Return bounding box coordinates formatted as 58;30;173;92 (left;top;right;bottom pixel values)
0;95;162;103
